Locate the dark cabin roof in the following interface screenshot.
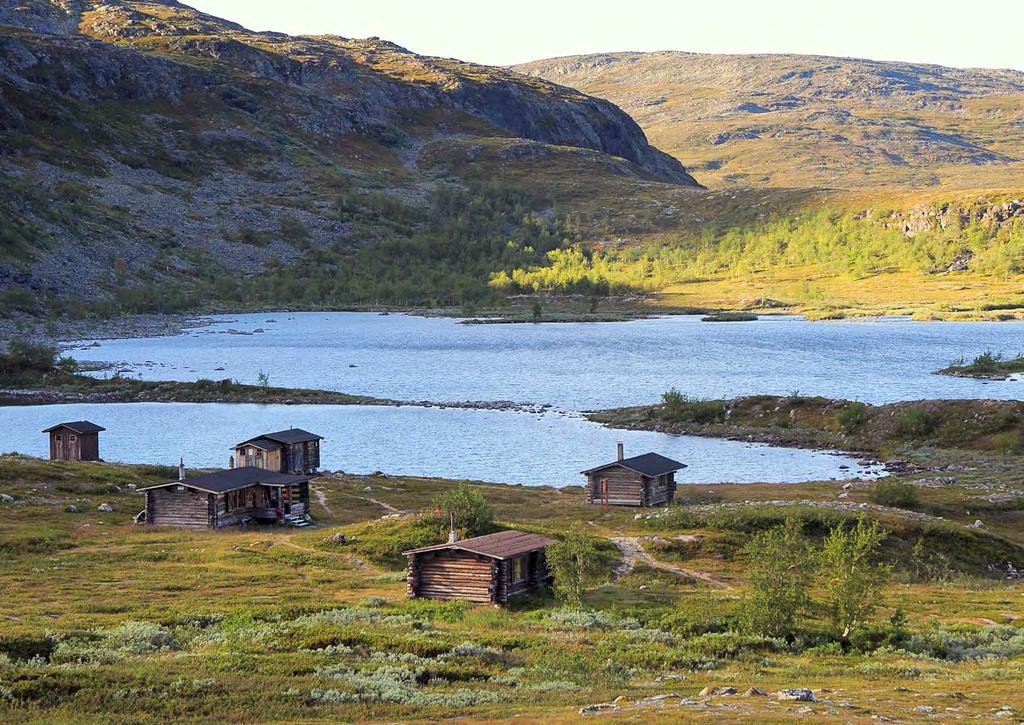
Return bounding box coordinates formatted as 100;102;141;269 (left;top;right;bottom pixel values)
235;428;323;447
404;530;555;560
237;437;283;452
42;421;106;434
581;452;687;477
137;466;312;495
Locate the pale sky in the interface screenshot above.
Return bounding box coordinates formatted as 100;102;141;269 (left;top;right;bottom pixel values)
188;0;1024;71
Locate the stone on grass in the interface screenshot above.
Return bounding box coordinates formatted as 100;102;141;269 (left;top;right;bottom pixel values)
778;688;816;702
98;503;114;512
0;493;13;503
743;687;769;697
579;703;620;715
65;504;80;513
699;686;737;697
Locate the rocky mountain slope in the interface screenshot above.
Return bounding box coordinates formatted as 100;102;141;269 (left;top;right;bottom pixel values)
0;0;698;309
514;52;1024;189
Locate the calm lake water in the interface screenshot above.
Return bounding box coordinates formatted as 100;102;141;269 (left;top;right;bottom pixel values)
67;312;1024;409
2;312;1016;486
0;403;879;487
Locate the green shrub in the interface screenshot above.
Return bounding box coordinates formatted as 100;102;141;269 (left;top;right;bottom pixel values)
837;401;868;432
870;480;921;509
660;389;725;424
742;518;815;638
428;481;495;539
896;407;937;438
546;523;613;609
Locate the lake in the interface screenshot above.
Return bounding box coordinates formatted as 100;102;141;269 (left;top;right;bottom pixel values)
0;403;879;487
67;312;1024;409
3;311;1015;486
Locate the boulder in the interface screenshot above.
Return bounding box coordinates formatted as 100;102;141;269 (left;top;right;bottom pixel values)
778;689;816;702
0;493;14;503
98;503;114;512
743;687;769;697
699;686;737;697
65;504;80;513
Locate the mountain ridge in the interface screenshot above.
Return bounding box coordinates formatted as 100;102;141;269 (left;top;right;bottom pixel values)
0;0;700;309
514;50;1024;189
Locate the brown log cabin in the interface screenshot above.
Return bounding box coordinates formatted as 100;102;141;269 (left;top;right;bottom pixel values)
582;444;686;507
43;421;105;462
137;466;312;528
404;530;554;605
232;428;323;475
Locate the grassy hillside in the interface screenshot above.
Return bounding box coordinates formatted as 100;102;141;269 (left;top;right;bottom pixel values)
514;52;1024;190
2;5;1024;323
0;0;698;315
1;454;1023;721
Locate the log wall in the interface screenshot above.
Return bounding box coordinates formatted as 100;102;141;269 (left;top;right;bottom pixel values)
407;550;495;603
586;467;644;506
147;487;213;528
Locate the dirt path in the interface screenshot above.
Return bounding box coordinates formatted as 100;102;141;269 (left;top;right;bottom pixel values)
278;537;372;571
311;483;334;517
365;496;402;514
611;536;732;589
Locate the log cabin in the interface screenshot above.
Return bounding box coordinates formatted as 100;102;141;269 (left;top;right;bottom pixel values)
43;421;105;462
404;530;555;605
582;444;686;507
137;464;312;528
232;428;323;475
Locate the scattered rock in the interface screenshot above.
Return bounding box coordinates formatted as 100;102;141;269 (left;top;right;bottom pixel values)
126;483;137;490
579;703;620;715
656;674;687;682
743;687;769;697
0;493;13;503
98;503;114;512
778;689;816;702
65;504;80;513
699;686;737;697
329;533;346;544
973;519;986;528
635;694;682;707
913;706;935;713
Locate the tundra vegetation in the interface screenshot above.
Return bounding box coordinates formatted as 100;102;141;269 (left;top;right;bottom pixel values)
1;447;1023;722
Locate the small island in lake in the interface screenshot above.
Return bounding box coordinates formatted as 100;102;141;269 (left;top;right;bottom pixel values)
938;352;1024;380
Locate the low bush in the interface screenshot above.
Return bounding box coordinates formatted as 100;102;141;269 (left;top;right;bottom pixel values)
896;407;937;438
870;480;921;509
660;389;725;424
836;401;868;432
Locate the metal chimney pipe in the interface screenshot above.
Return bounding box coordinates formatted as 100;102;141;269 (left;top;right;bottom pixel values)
617;442;624;461
178;457;186;481
448;511;458;543
228;455;235;470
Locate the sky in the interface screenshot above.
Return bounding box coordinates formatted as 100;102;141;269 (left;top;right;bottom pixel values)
187;0;1024;71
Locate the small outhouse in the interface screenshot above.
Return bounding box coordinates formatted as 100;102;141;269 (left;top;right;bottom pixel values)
43;421;105;462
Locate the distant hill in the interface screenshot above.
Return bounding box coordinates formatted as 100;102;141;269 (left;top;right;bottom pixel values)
514;52;1024;189
0;0;697;310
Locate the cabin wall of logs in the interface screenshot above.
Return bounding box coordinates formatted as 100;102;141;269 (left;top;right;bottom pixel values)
406;548;551;605
407;550;497;603
146;487;214;528
586;469;676;507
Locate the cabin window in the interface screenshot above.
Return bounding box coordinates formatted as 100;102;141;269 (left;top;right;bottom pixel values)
511;557;527;582
54;435;62;442
69;435;76;442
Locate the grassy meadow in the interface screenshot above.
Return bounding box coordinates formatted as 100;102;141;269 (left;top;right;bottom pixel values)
2;452;1024;722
